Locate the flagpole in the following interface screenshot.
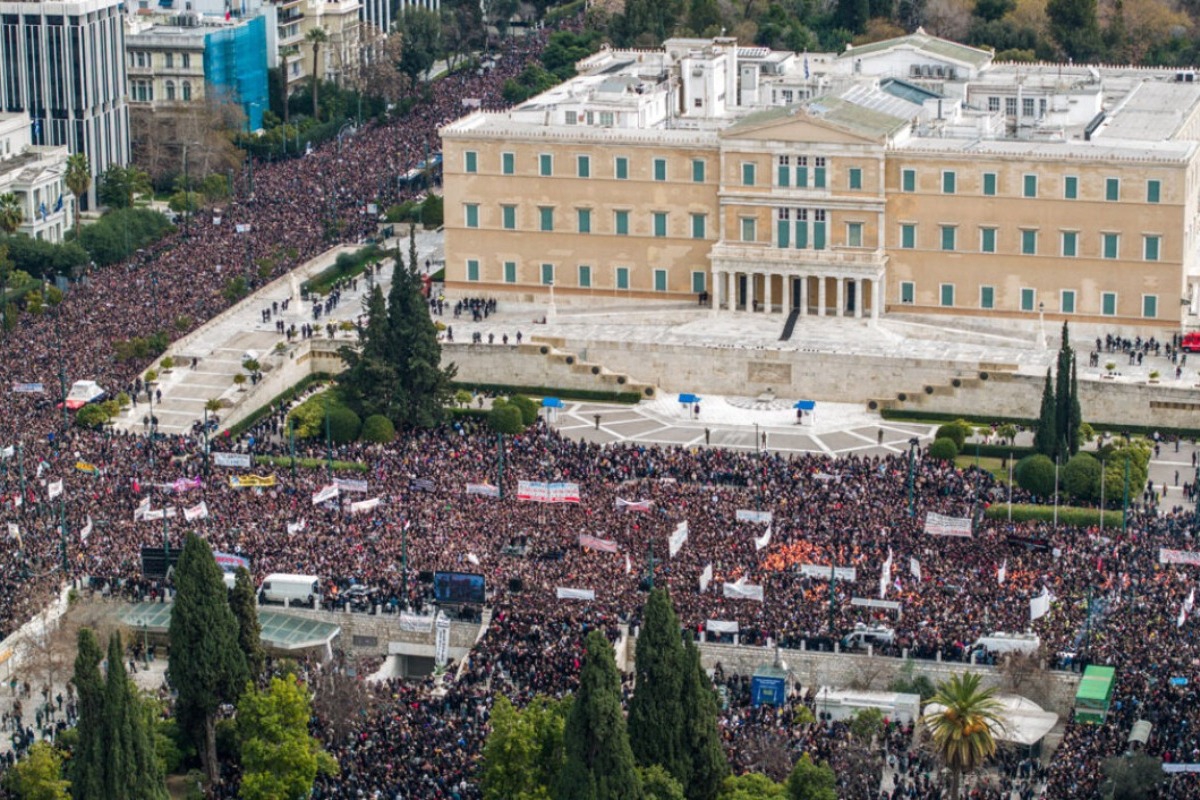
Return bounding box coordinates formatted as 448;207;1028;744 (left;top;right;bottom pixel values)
58;497;67;574
1122;458;1130;534
401;522;408;611
17;442;25;518
828;561;835;636
1053;455;1060;530
1007;451;1013;522
1099;459;1105;531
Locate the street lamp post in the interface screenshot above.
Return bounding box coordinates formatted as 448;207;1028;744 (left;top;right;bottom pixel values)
906;438;920;517
1122;458;1131;534
142;620;149;668
1038;301;1046;350
324;386;333;479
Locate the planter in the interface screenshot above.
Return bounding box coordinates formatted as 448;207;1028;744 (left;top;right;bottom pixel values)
1102;374;1116;380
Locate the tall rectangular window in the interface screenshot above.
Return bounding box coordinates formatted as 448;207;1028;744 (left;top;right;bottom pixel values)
466;259;479;281
980;228;996;253
846;222;863;247
941;225;956;251
813;157;826;188
796;157;809;188
539;154;552;176
1061;290;1076;314
777;209;790;248
1105;178;1120;201
464;204;479;228
540;263;554;285
777;156;790;187
901;169;915;192
614;210;629;236
653;212;668;238
1144;235;1160;261
654;269;667;292
578;265;591;287
742;162;756;186
653;158;667;181
691;272;706;293
502;205;516;230
615;157;628;180
795;209;809;249
1064;175;1077;199
900;223;915;249
813;210;826;250
1102;233;1119;259
1147;180;1161;203
980;286;994;309
577;208;591;234
982;173;996;196
539;207;554;232
692;159;705;183
940;284;955;307
1101;292;1117;316
616;267;629;290
1020;288;1035;312
1021;229;1037;255
900;282;914;304
464;151;477;173
740;217;756;242
1023;174;1037;198
848;167;862;190
942;171;956;194
691;213;706;239
502;152;514;175
504;261;516;283
577;155;590;178
1143;295;1158;318
1061;231;1077;257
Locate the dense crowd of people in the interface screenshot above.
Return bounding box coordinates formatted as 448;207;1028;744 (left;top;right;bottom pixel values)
0;22;1196;800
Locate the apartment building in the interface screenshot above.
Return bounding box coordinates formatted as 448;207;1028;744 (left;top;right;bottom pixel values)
441;31;1200;329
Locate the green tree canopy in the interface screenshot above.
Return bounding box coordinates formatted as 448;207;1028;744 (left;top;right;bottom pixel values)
926;672;1003;798
680;635;728;799
1062;452;1101;501
716;773;787;800
629;589;688;785
231;567;265;679
480;694;570;800
1015;454;1056;497
786;754;837;800
237;674;338;800
5;742;70;800
96;165;151;210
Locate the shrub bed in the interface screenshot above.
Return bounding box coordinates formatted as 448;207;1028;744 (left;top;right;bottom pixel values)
983;503;1124;528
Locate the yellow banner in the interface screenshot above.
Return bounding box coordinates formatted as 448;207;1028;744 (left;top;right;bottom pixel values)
229;474;277;488
75;461;98;473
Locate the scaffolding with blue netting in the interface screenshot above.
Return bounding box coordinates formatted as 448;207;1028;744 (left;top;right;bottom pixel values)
203;15;269;131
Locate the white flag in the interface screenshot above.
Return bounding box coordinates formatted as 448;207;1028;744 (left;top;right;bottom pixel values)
184;501;209;521
80;515;92;542
287;520;307;535
466;553;480;566
625;554;632;575
700;563;713;593
47;479;63;500
134;496;150;520
880;547;893;600
997;560;1007;586
312;484;340;505
669;521;689;558
1180;607;1188;628
1185;588;1196;614
754;525;772;551
6;522;19;542
0;445;13;459
909;557;921;582
1030;587;1053;621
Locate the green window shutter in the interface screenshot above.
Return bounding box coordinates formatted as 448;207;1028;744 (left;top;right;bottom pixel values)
901;169;915;192
941;226;956;251
692;214;705;239
1061;291;1075;314
1064;176;1077;199
981;228;995;253
616;267;629;290
502;206;516;229
465;204;478;228
615;211;628;235
847;222;862;247
1144;236;1160;261
1105;178;1119;201
980;286;994;309
464;151;477;173
654;213;667;238
692;159;705;183
502;152;514;175
742;163;755;186
795;220;808;249
578;265;591;287
577;209;591;234
1062;232;1076;257
849;168;862;190
615;157;628;180
1143;295;1157;318
982;173;996;196
942;171;955;194
777;163;790;187
741;218;755;242
504;262;516;283
691;272;705;293
1147;180;1160;203
814;165;826;188
1103;234;1118;259
1021;230;1036;255
577;156;590;178
654;270;667;292
1102;293;1116;316
539;207;553;232
813;222;826;250
1023;174;1037;198
1020;288;1034;311
539;154;552;176
797;166;808;188
540;263;553;285
653;159;666;181
900;282;914;304
900;224;915;249
940;284;954;307
777;219;790;248
466;259;479;281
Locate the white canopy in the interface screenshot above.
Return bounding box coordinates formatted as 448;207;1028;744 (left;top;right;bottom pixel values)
924;694;1058;747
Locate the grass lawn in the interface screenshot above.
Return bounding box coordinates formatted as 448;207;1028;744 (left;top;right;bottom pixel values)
955;454;1010;482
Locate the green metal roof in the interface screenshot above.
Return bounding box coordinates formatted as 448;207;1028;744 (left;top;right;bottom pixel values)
840;31;993;68
806;96;909;139
121;602;340;651
1075;665;1117;704
881;78;942;104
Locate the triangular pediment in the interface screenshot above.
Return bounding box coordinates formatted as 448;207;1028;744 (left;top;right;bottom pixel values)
724;113;880;145
723;100;905;146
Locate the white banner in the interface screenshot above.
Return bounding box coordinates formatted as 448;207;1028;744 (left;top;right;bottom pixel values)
722;579;764;602
350;497;381;514
47;479;63;500
80;515;92;542
398;613;434;633
1030;588;1053;621
466;553;480;566
556;587;596;600
800;564;857;582
699;563;713;593
7;522;20;542
736;509;772;524
1163;764;1200;774
434;611;451;667
335;478;369;493
516;481;581;503
625;554;632;575
754;525;772;551
705;620;739;634
213;452;252;468
669;521;688;558
579;534;618;553
1160;549;1200;567
134;496;150;521
997;560;1007;586
466;483;500;498
880;547;893;599
184;501;209;521
909;557;921;582
851;597;902;611
312;484;340;505
144;507;177;521
924;512;973;538
616;497;653;512
287;520;306;535
0;446;13;459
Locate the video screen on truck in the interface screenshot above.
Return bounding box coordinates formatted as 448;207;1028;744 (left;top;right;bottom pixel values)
433;571;485;605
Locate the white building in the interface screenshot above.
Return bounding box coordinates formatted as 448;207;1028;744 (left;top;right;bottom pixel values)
0;113;73;243
0;0;131;211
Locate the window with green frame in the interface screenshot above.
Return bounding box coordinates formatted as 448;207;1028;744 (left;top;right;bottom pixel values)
1101;292;1117;316
1143;295;1157;318
502;205;516;230
464;204;479;228
502;152;514;175
813;158;826;188
614;210;629;235
900;281;914;304
653;212;667;238
980;286;994;309
942;171;956;194
1144;235;1160;261
577;208;591;234
1102;233;1119;259
982;172;996;196
464;151;477;173
846;222;863;247
1023;174;1037;198
1064;175;1077;199
540;263;554;285
539;154;552;176
901;169;915;192
653;158;667;181
539;207;553;232
1105;178;1119;201
577;155;590;178
691;213;706;239
742;162;756;186
940;225;956;251
1147;180;1160;203
691;271;705;293
1020;288;1035;311
1061;290;1075;313
900;223;915;249
616;267;629;290
1021;229;1037;255
615;157;628;180
1061;231;1077;257
654;269;667;292
741;217;756;242
503;261;516;283
980;228;996;253
578;265;591;287
692;159;705;183
940;284;954;307
848;167;862;190
466;259;479;281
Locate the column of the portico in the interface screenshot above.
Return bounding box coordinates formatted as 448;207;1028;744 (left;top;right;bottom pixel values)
799;276;808;316
727;271;736;311
711;269;723;313
782;276;792;316
855;278;864;319
835;278;845;318
817;277;826;316
764;274;773;313
871;277;882;322
747;272;756;312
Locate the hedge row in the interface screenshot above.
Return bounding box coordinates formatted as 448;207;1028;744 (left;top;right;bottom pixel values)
447;407;489;420
302;245;383;297
450;382;642;404
881;408;1037;427
983;503;1124;528
223;372;333;439
253;455;369;473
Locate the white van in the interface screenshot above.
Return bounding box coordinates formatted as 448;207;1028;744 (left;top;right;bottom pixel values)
971;632;1041;657
841;623;895;651
259;573;320;608
222;572;237;591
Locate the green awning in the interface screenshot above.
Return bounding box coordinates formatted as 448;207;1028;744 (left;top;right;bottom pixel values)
120;602;340;651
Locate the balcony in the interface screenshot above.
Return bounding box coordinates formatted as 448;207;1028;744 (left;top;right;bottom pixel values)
708;242;887;278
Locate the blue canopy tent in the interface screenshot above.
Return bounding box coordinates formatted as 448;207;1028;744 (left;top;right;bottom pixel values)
541;397;564;408
794;399;815;424
678;393;702;419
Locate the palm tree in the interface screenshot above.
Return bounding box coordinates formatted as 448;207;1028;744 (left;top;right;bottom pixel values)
64;153;91;238
306;27;329;120
0;192;22;235
280;45;299;127
925;672;1003;798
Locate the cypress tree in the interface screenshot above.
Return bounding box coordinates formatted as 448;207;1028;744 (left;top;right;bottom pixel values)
169;532;249;785
1033;369;1057;457
1054;323;1073;459
339;285;398;419
679;636;728;800
70;629;105;800
1068;359;1082;456
629;589;687;786
556;630;644;800
231;567;265;680
103;633;132;800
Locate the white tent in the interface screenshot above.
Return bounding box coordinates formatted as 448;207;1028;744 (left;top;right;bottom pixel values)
923;693;1058;747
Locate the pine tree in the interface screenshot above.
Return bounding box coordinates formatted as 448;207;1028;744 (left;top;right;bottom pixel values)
629;589;687;786
556;630;644;800
1033;369;1057;457
169;532;249;785
231;567;265;680
70;629;105;800
679;636;728;800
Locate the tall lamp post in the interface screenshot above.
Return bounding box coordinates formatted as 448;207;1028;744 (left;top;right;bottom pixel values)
906;437;920;517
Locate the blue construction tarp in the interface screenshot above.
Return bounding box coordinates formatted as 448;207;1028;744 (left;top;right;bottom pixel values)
203;15;269;131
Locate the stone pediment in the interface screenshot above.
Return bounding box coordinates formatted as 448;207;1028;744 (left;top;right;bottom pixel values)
722;103;901;146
